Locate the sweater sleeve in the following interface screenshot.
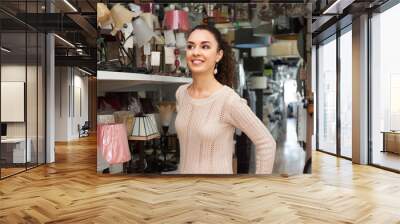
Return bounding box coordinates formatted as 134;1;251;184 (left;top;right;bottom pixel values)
225;93;276;174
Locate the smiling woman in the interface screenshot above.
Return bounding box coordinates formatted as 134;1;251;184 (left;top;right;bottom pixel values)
174;25;276;174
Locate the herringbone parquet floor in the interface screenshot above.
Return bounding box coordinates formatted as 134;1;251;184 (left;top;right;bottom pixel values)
0;136;399;224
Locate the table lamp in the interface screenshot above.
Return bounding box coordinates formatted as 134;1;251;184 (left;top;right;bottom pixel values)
159;103;175;135
132;17;154;47
131;115;160;140
158;102;177;172
163;9;190;32
163;9;190;74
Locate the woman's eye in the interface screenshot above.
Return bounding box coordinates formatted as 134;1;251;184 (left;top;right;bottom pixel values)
186;45;193;50
202;45;210;49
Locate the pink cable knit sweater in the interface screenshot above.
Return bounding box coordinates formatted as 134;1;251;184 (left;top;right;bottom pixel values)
175;83;276;174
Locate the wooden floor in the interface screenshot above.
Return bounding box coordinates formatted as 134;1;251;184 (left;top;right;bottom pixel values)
0;136;400;223
372;150;400;171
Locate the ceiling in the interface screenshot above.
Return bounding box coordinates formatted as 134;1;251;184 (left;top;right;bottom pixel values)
0;0;97;71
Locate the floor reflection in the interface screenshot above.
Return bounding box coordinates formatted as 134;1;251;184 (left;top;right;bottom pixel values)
271;118;306;175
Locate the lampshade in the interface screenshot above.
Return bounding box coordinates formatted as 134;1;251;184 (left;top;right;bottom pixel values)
110;4;138;36
128;3;142;15
267;40;300;58
131;115;159;140
251;47;268;57
146;114;159;134
113;111;135;136
248;76;267;89
273;16;302;40
253;23;273;37
132;17;155;47
150;14;164;45
175;32;186;49
163;30;176;46
140;13;155;31
97;3;112;28
163;10;190;32
234;28;268;49
159;102;175;127
140;3;153;13
215;22;234;34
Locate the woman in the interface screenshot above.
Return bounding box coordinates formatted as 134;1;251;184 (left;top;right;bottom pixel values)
175;25;276;174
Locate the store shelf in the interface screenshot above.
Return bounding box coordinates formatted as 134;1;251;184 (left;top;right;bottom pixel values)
97;70;192;84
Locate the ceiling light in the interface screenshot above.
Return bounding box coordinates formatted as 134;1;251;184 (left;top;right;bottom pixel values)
63;0;78;12
78;67;93;76
54;34;75;48
1;47;11;53
322;0;355;15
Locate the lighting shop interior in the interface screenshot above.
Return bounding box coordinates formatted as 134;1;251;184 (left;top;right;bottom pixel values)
97;2;311;175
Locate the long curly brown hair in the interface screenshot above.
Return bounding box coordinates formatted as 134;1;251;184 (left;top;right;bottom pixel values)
187;25;235;88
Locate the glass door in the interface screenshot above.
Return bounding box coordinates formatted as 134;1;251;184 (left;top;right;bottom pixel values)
317;36;337;155
370;3;400;172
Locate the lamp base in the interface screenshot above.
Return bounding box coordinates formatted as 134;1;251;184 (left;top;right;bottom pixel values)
162;126;169;135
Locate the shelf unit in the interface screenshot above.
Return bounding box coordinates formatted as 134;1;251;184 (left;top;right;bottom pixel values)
97;70;192;105
97;71;192;84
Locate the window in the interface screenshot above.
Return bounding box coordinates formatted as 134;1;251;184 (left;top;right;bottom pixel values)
339;28;352;158
370;3;400;171
317;36;337;154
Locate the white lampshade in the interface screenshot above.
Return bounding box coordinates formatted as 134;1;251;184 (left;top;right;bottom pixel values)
159;103;175;127
131;115;159;140
128;3;142;15
140;13;155;31
175;32;186;49
248;76;267;89
146;114;159;134
251;47;268;57
132;17;155;47
267;40;300;58
163;30;176;46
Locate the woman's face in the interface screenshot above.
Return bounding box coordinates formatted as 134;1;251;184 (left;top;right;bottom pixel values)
186;29;223;75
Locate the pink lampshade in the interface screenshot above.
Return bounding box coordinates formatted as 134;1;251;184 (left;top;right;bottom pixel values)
163;10;190;32
140;3;153;13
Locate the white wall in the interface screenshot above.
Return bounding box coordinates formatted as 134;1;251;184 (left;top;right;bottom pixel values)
1;63;46;164
55;67;89;141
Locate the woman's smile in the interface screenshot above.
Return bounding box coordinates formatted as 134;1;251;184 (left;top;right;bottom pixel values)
191;59;205;65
